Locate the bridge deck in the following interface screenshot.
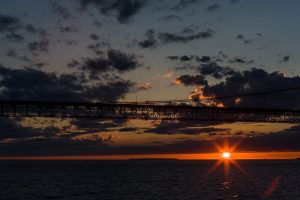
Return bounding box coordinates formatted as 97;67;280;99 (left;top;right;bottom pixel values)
1;100;300;123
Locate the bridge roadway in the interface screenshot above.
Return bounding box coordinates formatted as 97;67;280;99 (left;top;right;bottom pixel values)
0;100;300;123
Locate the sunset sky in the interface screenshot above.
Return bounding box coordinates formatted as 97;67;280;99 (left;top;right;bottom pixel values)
1;0;300;159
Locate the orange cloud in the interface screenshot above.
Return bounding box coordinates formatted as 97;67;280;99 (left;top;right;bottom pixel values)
138;82;152;90
164;71;174;78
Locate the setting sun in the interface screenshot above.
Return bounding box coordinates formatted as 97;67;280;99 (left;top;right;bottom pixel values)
222;152;231;159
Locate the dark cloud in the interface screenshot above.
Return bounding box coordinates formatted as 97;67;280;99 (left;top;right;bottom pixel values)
25;24;46;35
158;15;182;21
228;58;254;65
172;0;201;10
33;62;48;68
80;0;147;23
84;80;135;102
144;120;227;135
138;28;213;49
89;33;100;41
236;34;244;40
158;29;214;44
166;56;180;61
87;43;107;55
0;118;59;140
0;136;113;156
0;14;20;33
198;63;236;79
0;115;220;156
58;26;79;33
228;125;300;152
20;55;31;62
0;65;134;102
243;39;252;44
1;138;213;156
196;56;211;63
0;14;45;45
107;49;140;71
235;34;258;45
138;29;157;49
181;27;196;35
0;15;29;43
82;58;110;74
5;32;24;42
1;117;299;156
180;55;192;61
119;127;138;132
1;125;300;156
176;74;207;86
28;38;50;53
168;52;255;70
175;66;194;71
6;49;18;57
50;0;75;20
71;118;127;133
71;119;107;131
25;24;38;33
206;4;221;12
201;68;300;109
218;51;228;59
138;38;157;49
279;55;290;63
67;59;81;68
0;66;85;101
283;55;290;62
80;49;141;76
167;55;212;64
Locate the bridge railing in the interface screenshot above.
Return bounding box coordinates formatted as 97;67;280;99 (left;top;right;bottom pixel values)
1;100;300;123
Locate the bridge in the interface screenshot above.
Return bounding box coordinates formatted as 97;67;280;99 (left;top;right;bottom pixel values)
0;100;300;123
1;86;300;123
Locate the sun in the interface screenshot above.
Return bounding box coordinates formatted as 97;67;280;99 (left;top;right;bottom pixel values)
221;152;231;159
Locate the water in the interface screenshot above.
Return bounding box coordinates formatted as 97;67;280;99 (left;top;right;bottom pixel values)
0;160;300;200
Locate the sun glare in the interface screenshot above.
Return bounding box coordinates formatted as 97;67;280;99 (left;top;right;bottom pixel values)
222;152;231;159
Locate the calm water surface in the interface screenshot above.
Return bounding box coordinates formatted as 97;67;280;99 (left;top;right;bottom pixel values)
0;160;300;200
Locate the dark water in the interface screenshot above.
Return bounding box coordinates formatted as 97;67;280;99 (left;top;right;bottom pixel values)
0;160;300;200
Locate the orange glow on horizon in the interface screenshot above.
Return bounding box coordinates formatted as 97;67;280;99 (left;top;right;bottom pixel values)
0;152;299;160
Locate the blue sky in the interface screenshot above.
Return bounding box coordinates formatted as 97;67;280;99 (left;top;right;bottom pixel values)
1;0;299;101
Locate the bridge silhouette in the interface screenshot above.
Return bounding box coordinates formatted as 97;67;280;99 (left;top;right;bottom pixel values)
1;86;300;123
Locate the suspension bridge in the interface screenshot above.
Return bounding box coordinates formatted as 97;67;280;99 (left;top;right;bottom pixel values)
0;86;300;123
